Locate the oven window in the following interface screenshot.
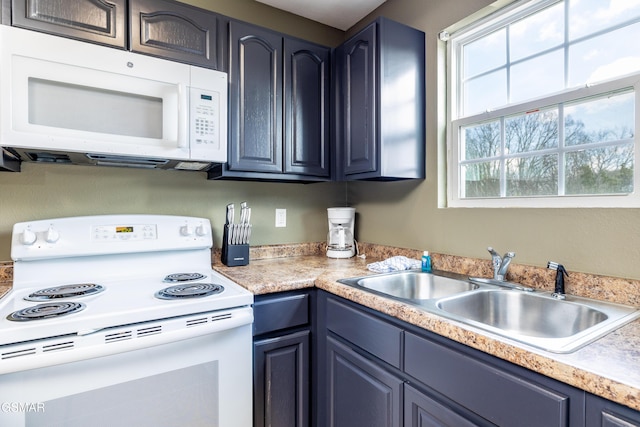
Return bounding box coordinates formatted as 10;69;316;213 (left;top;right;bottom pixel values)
26;361;219;427
28;78;163;139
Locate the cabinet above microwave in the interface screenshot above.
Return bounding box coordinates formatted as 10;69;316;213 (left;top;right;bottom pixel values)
4;0;227;70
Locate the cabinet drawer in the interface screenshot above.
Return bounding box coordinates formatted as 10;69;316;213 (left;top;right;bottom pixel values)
326;297;402;368
405;332;574;427
253;292;309;336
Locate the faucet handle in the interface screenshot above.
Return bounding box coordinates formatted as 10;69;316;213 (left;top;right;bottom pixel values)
548;261;568;299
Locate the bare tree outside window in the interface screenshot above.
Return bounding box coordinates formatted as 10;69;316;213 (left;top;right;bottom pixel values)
460;91;634;198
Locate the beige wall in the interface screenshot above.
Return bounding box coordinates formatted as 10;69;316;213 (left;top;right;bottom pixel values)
182;0;345;47
0;1;346;261
347;0;640;280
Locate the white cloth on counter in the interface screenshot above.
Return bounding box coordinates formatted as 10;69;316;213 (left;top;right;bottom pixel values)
367;256;421;273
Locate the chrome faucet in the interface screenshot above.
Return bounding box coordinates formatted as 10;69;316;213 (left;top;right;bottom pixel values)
487;247;515;281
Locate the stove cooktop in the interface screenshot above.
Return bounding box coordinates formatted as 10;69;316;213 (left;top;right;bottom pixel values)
0;269;252;344
3;214;254;346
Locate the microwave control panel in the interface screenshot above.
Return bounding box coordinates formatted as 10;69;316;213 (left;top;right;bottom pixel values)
190;87;226;163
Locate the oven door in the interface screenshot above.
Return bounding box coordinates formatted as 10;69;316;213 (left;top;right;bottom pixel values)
0;307;252;427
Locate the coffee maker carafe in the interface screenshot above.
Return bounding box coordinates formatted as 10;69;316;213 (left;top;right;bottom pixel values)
326;207;355;258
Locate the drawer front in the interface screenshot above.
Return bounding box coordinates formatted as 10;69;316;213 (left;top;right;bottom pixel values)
405;332;572;427
326;297;402;368
253;292;309;336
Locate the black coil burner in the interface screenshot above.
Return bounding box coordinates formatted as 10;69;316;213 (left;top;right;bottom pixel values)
155;283;224;300
163;273;207;283
7;302;86;322
25;283;105;302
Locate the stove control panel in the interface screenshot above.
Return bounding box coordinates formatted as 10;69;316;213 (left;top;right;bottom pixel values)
92;224;157;241
11;215;213;261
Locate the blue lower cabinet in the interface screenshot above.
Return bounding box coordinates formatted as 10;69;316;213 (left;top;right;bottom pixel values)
326;336;403;427
253;290;311;427
586;393;640;427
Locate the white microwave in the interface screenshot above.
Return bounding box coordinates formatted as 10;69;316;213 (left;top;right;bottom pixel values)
0;26;228;171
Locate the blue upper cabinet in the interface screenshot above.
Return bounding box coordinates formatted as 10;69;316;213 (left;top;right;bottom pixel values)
334;17;426;181
129;0;227;70
208;20;331;181
9;0;127;48
8;0;227;69
284;37;330;177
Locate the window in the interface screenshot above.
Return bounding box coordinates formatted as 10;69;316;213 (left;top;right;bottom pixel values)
446;0;640;207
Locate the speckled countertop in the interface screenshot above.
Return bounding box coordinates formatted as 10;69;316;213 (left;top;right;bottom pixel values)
212;248;640;413
2;246;639;412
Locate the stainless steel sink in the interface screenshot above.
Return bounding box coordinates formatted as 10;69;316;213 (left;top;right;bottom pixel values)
337;270;640;353
338;270;478;301
437;290;608;338
436;289;640;352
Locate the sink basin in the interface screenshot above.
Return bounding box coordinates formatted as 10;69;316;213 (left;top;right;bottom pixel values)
338;271;478;301
436;290;640;352
437;290;607;338
337;270;640;353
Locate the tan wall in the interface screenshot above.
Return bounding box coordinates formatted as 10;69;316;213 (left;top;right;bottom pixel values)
182;0;345;46
347;0;640;280
0;1;346;261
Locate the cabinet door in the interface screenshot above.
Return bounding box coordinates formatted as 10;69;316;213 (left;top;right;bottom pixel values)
229;20;283;173
404;384;489;427
284;38;330;177
254;330;310;427
405;331;581;427
586;394;640;427
129;0;225;69
11;0;126;48
326;336;402;427
337;23;377;177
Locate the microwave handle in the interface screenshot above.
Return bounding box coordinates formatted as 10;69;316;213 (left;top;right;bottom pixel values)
178;84;189;149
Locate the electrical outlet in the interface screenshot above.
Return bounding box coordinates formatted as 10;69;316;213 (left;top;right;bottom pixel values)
275;209;286;227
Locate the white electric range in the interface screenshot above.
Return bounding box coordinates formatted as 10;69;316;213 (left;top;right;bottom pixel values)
0;214;253;427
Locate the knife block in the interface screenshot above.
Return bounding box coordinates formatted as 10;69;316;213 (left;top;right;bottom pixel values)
221;225;249;267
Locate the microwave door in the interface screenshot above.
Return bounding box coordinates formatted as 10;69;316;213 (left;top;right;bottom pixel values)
2;32;189;159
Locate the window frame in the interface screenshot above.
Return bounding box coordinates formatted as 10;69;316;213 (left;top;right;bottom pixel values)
445;0;640;208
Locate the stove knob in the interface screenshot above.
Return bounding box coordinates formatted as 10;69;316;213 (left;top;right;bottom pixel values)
21;229;37;245
196;224;208;236
180;224;194;236
45;226;60;243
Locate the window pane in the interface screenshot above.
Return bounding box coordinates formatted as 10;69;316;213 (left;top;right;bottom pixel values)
510;3;564;62
565;144;634;194
569;0;640;40
464;29;506;78
511;49;564;103
506;109;559;153
462;121;501;160
452;0;640;205
464;69;507;115
565;91;635;146
568;23;640;87
462;161;500;197
506;154;558;196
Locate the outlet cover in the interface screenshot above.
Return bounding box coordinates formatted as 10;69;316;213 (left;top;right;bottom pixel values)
275;209;286;227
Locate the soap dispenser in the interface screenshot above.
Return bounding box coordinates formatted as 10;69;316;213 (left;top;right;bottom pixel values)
421;251;432;272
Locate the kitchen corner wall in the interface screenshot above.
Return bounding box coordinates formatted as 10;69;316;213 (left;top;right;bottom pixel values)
0;163;345;261
347;0;640;281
